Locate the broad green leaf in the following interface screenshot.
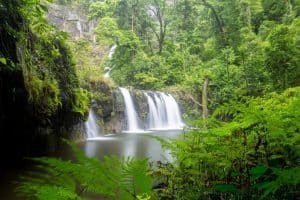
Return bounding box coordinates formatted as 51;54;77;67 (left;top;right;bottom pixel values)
250;165;268;180
0;57;7;65
214;184;239;193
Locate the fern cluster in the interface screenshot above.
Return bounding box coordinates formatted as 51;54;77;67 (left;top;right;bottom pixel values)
153;87;300;199
17;141;153;200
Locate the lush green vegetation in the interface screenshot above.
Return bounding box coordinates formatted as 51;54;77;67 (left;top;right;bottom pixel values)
1;0;298;199
17;141;153;200
0;0;90;119
88;0;300;106
153;87;300;199
17;87;300;200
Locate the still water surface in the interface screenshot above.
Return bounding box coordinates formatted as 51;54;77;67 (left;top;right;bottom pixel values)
81;130;182;162
0;130;182;199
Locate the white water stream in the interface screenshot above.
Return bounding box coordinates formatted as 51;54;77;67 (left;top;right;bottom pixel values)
104;44;117;78
85;109;100;138
144;91;185;130
119;87;143;132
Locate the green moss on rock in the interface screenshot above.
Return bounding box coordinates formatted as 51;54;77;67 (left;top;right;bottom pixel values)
71;88;90;118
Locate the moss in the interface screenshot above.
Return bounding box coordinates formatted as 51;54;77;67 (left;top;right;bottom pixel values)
68;38;106;88
71;88;90;118
26;76;61;117
16;23;83;121
89;78;114;120
168;89;202;121
132;89;148;121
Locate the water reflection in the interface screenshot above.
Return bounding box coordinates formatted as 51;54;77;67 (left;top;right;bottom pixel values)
85;141;98;158
82;130;181;162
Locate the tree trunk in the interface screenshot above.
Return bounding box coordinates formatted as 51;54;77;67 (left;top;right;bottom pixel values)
202;78;209;119
201;0;228;46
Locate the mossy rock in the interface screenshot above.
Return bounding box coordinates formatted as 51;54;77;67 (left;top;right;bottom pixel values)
131;89;149;122
169;90;202;121
89;78;114;121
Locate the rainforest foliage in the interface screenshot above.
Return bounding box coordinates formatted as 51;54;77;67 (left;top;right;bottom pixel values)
3;0;299;199
153;87;300;199
86;0;300;100
0;0;89;120
16;88;300;200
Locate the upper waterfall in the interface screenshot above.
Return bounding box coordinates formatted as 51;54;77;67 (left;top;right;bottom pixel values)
108;44;117;59
104;44;117;78
76;21;82;38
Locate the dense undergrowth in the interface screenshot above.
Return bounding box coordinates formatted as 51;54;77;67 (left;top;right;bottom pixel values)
153;87;300;199
0;0;298;199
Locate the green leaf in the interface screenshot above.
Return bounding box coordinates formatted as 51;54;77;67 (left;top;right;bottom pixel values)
214;184;239;193
250;165;268;180
0;57;7;65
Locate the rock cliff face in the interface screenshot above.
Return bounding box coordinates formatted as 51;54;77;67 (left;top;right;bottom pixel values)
47;4;97;41
47;4;112;132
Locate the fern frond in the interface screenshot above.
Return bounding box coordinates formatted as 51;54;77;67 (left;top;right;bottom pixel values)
16;141;153;200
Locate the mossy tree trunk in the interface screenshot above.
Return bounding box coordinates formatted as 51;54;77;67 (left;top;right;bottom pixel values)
202;78;209;119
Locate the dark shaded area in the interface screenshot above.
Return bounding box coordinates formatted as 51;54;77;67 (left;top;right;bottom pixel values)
0;0;36;166
0;0;82;168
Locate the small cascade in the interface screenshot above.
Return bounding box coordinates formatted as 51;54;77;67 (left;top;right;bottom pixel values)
103;67;111;78
104;44;117;78
144;91;185;130
76;21;82;37
85;109;100;138
108;44;117;59
119;87;142;132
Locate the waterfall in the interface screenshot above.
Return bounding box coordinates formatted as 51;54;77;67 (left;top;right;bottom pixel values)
85;109;100;138
162;93;185;129
144;92;163;128
87;89;184;134
144;91;185;130
104;67;111;78
76;21;82;37
119;87;142;132
108;44;117;59
104;44;117;78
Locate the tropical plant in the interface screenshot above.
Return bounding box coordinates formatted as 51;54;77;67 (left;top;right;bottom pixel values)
17;141;153;200
152;87;300;199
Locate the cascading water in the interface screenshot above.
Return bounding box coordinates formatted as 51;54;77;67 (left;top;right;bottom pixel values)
86;88;184;135
85;109;100;138
108;44;117;59
103;67;111;78
144;92;163;128
144;91;185;130
104;44;117;78
76;21;82;37
119;87;143;132
162;93;185;129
